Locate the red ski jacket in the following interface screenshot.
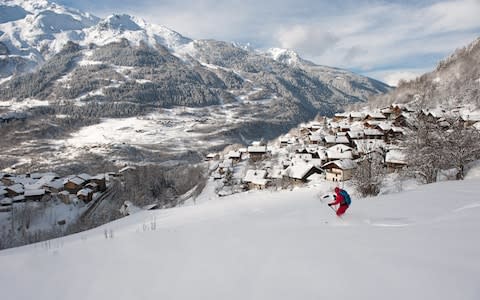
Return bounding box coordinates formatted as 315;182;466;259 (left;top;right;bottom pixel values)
330;190;345;206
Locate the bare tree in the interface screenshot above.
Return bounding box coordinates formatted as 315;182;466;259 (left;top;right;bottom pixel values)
351;154;385;196
442;122;480;179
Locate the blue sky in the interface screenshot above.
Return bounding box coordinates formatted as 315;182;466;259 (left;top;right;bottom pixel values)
58;0;480;85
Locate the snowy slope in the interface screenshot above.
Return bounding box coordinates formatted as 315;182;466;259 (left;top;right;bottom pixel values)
0;179;479;300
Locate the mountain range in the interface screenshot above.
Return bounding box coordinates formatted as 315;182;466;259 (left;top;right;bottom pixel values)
0;0;390;117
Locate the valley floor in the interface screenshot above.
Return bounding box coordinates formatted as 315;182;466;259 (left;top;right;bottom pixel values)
0;179;479;300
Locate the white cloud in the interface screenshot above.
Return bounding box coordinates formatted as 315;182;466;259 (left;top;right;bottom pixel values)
366;69;429;87
276;25;339;56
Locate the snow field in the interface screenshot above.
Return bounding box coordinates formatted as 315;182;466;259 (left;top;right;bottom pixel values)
0;178;479;300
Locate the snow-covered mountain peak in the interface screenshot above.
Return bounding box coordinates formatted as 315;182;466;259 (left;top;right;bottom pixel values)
97;14;142;32
264;47;305;66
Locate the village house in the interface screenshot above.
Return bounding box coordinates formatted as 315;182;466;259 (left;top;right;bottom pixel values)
226;151;242;163
460;113;480;128
1;174;15;186
363;128;384;140
365;112;387;121
393;114;408;127
85;182;99;193
380;107;394;120
24;189;47;201
324;135;350;147
326;144;354;161
308;132;323;145
5;184;24;197
387;127;405;142
0;187;6;199
323;159;357;181
43;179;64;193
346;130;365;147
64;177;86;194
247;145;268;162
90;174;107;192
77;173;92;183
284;163;324;184
12;195;25;203
206;153;220;161
243;170;269;190
77;188;94;203
385;149;408;173
349;112;365;122
333;112;349;122
0;198;13;212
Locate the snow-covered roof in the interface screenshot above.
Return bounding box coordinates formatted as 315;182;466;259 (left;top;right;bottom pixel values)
11;176;36;186
267;168;284;179
293;153;313;161
77;173;92;181
226;151;241;159
336;136;349;144
386;149;407;165
24;189;46;197
206;153;218;158
376;122;392;131
243;170;269;186
0;198;13;206
364;129;384;136
12;195;25;202
248;146;267;153
309;133;323;142
391;126;405;133
460;113;480;122
322;159;357;170
0;188;6;196
354;139;386;154
65;177;85;186
77;188;93;197
91;174;106;180
334;112;349;118
326;144;353;160
324;135;349;144
285;163;322;180
367;112;387;119
6;184;24;194
119;166;137;173
349;112;365;119
44;179;64;190
24;174;57;190
347;130;364;139
381;107;393;114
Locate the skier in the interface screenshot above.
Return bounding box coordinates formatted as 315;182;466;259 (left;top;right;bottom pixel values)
328;187;351;217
